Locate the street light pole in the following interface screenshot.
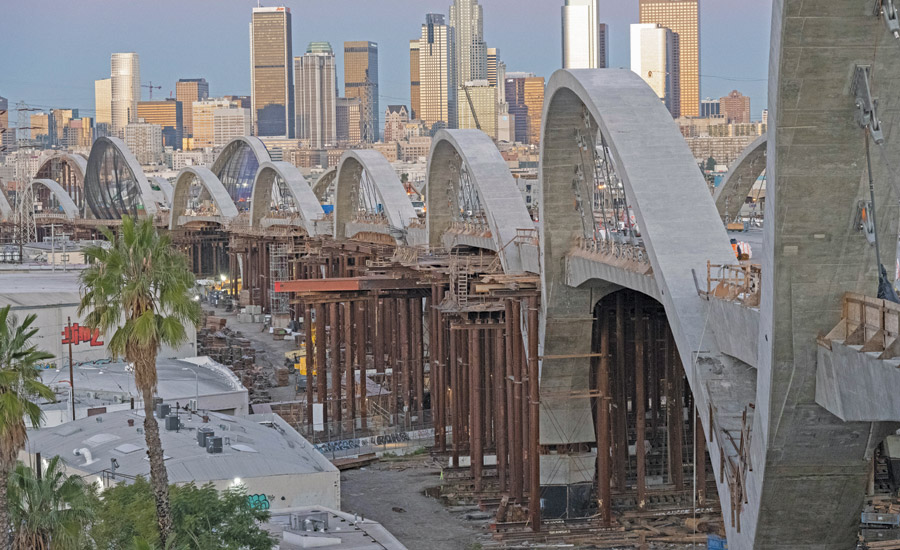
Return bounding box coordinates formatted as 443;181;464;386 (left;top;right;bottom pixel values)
67;316;75;421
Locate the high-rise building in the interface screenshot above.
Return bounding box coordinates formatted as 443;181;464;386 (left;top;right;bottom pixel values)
125;121;163;166
223;95;252;109
410;40;421;120
50;109;78;147
250;6;294;137
213;106;251;148
639;0;700;117
719;90;751;124
630;23;679;117
562;0;608;69
64;117;93;148
418;14;457;132
295;42;337;148
761;109;768;126
192;99;234;149
457;80;497;139
700;97;720;118
450;0;487;85
111;53;141;137
0;96;10;150
344;41;379;142
383;105;410;143
176;78;209;138
505;74;544;145
487;48;499;86
137;99;183;149
94;78;112;138
30;113;50;143
336;97;363;144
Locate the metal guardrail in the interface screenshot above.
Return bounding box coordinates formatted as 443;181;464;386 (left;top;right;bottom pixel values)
573;236;652;272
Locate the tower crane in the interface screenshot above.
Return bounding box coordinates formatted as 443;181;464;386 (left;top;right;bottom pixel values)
142;81;162;100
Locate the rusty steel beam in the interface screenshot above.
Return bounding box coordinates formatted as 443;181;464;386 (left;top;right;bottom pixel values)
634;295;647;510
614;293;627;492
695;408;707;506
505;299;522;500
345;302;356;423
330;302;342;432
526;296;541;532
275;276;424;293
450;319;460;467
316;303;328;431
305;302;314;432
413;297;425;425
357;300;367;430
470;326;484;492
598;304;612;526
494;325;508;493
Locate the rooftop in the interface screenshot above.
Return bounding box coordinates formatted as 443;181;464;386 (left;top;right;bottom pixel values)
26;410;335;484
0;270;82;308
39;356;244;412
266;506;407;550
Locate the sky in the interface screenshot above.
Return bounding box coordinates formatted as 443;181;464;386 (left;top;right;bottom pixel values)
0;0;772;127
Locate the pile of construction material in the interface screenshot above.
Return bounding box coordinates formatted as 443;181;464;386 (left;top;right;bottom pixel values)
236;305;265;324
196;310;292;403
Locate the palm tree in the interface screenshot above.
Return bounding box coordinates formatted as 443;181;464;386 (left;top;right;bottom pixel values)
78;216;200;545
7;456;98;550
0;306;55;550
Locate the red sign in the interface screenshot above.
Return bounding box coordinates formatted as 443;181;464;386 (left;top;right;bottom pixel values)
61;323;104;347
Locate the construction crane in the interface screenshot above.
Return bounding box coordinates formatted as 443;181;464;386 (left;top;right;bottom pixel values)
462;84;482;131
142;81;162;100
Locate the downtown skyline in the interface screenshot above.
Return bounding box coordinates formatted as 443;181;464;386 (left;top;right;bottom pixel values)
0;0;772;127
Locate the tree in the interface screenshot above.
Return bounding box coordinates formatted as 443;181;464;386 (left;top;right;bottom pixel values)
92;479;273;550
0;306;55;549
7;456;99;550
705;156;717;172
78;216;201;545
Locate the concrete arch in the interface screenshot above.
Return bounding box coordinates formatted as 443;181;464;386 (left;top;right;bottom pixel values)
210;136;271;204
250;161;326;236
169;166;239;229
0;189;13;221
84;137;159;219
426;129;535;273
31;179;79;220
333;150;417;242
713;134;767;221
312;167;336;202
151;176;174;207
538;69;738;498
36;152;88;182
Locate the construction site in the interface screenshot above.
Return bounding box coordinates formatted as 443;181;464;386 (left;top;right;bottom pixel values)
5;3;900;548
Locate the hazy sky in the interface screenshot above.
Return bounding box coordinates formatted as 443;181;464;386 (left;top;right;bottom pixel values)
1;0;772;126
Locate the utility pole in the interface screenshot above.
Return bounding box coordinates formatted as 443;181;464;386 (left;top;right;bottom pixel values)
50;224;55;271
67;316;75;422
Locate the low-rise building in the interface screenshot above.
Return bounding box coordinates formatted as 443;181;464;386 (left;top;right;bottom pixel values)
23;410;340;511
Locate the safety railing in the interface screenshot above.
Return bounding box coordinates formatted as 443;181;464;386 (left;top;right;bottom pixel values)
572;236;652;273
703;262;761;308
707;402;753;534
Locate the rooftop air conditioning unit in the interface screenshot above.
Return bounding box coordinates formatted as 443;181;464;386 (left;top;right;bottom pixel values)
197;427;214;447
165;415;180;431
206;436;223;454
155;403;170;419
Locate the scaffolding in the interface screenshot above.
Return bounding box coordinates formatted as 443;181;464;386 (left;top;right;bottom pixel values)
268;242;291;316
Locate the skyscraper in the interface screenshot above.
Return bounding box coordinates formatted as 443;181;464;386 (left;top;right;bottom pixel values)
450;0;487;84
410;40;421;120
418;14;456;132
383;105;410;143
295;42;337;148
0;95;9;149
639;0;700;117
94;79;112;137
137;99;183;149
250;6;294;137
562;0;608;69
336;97;363;144
487;48;506;104
124;121;163;166
457;81;497;139
505;73;544;145
213;106;252;148
720;90;751;123
176;78;209;139
111;52;140;137
344;41;379;142
630;23;679;117
192;99;234;149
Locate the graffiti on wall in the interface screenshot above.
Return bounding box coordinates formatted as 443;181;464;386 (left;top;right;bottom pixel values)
247;494;271;510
